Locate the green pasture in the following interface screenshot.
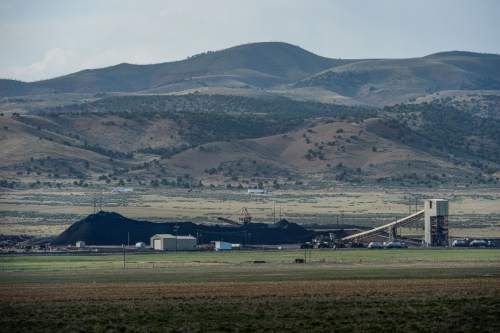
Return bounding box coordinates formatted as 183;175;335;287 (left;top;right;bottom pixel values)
1;248;499;284
1;248;499;270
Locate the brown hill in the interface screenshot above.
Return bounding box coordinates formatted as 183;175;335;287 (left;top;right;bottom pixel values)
0;42;343;97
164;120;467;185
295;52;500;106
2;43;499;106
1;94;497;188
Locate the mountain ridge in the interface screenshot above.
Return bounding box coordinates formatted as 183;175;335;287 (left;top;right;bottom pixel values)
2;42;499;106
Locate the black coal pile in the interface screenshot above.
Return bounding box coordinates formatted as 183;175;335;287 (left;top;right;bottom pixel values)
53;211;313;245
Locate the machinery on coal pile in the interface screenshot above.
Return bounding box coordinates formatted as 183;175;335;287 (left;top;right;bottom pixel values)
218;207;252;226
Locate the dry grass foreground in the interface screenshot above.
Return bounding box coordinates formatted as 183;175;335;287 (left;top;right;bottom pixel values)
1;277;499;301
1;250;500;332
1;278;500;333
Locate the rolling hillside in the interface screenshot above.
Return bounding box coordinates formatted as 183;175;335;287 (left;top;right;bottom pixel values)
164;119;470;186
0;42;344;97
295;52;500;105
1;94;498;189
1;42;499;106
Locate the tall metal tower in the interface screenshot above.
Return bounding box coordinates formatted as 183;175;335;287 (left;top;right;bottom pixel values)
424;199;449;246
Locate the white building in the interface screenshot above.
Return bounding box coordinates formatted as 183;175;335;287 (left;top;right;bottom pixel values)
111;187;133;194
247;188;266;195
215;241;233;251
150;234;197;251
75;241;86;248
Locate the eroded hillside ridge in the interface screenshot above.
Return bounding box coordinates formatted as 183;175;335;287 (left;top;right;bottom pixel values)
1;93;499;189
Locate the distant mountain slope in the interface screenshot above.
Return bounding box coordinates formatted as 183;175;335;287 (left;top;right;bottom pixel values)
295;52;500;105
0;79;32;96
0;42;343;97
2;42;499;106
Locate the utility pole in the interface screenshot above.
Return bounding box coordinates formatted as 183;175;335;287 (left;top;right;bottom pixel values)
127;232;130;247
414;195;419;231
99;189;103;211
408;195;411;215
174;224;179;252
273;200;276;223
122;244;126;269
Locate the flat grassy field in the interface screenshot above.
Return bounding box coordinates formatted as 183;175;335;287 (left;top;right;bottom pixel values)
1;249;500;332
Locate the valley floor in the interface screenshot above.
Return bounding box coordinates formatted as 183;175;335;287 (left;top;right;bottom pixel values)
1;186;500;237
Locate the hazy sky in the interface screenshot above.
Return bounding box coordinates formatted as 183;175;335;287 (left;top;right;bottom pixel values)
1;0;499;82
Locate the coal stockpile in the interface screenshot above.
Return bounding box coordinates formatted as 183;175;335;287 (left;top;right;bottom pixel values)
53;211;313;245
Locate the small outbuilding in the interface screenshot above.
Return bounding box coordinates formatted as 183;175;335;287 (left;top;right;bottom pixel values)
150;234;197;251
75;241;86;248
215;241;233;251
247;188;266;195
135;242;146;248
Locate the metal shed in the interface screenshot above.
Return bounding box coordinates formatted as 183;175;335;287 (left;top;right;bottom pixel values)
150;234;197;251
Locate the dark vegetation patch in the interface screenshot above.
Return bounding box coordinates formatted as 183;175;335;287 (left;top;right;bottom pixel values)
205;159;293;179
380;101;500;165
38;94;375;148
39;93;375;119
1;295;499;333
0;234;34;247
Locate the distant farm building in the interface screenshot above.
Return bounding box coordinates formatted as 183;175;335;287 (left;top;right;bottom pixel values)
150;234;197;251
247;188;266;195
75;241;86;248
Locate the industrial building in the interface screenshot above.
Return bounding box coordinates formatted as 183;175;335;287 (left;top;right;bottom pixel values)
150;234;197;251
341;199;449;247
424;199;449;246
